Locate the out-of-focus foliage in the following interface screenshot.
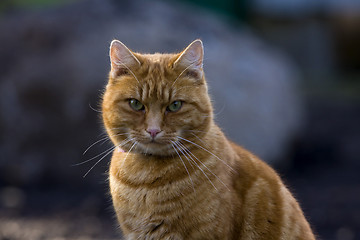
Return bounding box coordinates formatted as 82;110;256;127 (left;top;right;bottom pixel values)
0;0;74;12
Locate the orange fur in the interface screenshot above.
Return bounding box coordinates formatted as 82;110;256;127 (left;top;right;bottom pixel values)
102;40;315;240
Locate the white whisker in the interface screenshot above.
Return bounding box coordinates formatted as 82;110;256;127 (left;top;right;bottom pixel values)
82;137;135;177
82;147;114;178
213;102;226;116
172;141;195;171
83;136;110;156
175;141;217;191
190;133;210;149
75;137;132;166
170;141;195;192
89;103;102;113
177;136;235;172
75;145;116;167
114;60;140;84
171;61;197;87
82;132;128;156
178;141;230;191
120;141;138;169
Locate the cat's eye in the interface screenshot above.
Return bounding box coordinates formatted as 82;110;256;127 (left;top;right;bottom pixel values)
129;99;145;111
167;101;182;112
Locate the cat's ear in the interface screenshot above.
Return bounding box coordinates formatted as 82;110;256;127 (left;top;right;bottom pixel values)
109;40;141;78
173;39;204;79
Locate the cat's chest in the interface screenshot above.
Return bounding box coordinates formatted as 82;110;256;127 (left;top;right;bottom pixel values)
110;152;197;209
109;151;234;239
110;171;194;214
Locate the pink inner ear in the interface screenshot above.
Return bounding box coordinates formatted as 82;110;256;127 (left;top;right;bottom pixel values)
174;40;204;71
109;40;140;72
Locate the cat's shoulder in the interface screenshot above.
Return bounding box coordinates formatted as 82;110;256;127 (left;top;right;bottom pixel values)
229;140;281;181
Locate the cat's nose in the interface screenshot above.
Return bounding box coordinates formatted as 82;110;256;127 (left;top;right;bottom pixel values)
146;128;161;139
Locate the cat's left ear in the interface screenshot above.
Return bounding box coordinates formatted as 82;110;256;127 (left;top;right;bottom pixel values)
173;39;204;79
109;40;141;79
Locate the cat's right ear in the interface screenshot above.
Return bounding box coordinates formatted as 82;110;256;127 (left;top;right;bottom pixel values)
173;39;204;80
109;40;141;79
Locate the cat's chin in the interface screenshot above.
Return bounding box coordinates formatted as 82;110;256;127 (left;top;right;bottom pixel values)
136;142;175;157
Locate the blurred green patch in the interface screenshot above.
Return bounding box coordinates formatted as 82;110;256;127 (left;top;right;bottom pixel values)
303;74;360;100
0;0;75;12
175;0;249;22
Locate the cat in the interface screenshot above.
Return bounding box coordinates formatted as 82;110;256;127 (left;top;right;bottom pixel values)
102;39;316;240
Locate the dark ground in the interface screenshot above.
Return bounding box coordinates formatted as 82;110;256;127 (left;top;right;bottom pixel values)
284;91;360;240
1;90;359;240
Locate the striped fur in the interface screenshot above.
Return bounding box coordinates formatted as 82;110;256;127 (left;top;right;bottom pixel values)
102;40;315;240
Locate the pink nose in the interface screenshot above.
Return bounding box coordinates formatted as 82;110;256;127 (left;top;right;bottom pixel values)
146;128;161;138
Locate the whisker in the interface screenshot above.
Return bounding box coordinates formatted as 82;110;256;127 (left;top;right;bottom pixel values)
178;141;230;191
74;145;116;167
175;141;217;191
120;141;138;169
82;132;128;156
82;138;135;177
213;102;226;116
177;136;235;172
170;141;195;192
171;61;198;88
97;128;127;138
172;141;195;171
114;60;140;84
83;136;110;156
82;146;114;178
190;133;210;149
89;103;102;113
74;137;131;166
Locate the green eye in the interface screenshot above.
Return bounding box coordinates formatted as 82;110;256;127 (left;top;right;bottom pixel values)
167;101;182;112
129;99;144;111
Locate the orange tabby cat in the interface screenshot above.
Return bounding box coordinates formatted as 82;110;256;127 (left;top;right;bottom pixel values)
102;39;315;240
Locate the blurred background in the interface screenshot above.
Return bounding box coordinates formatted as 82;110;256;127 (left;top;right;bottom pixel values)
0;0;359;239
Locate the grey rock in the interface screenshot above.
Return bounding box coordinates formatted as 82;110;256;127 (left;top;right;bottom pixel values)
0;0;303;187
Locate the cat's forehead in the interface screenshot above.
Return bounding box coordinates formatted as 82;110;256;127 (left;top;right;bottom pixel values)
140;53;175;65
137;53;178;82
118;52;201;102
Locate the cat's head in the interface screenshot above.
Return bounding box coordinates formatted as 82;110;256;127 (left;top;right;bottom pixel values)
102;40;213;156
